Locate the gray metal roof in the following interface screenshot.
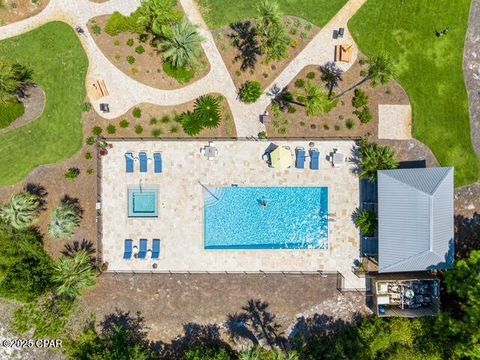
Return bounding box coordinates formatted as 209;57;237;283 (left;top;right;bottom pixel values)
377;168;454;273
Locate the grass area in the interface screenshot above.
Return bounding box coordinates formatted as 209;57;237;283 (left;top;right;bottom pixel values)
349;0;479;187
195;0;348;29
0;101;25;129
0;22;88;186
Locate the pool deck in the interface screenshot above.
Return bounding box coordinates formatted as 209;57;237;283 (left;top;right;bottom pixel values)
100;140;364;288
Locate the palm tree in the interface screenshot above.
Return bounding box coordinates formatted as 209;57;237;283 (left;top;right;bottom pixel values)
296;81;331;116
161;20;204;69
362;52;396;87
256;0;283;34
52;251;96;299
48;202;81;239
193;95;221;129
321;62;343;99
354;209;377;236
359;138;399;182
0;192;40;230
137;0;183;39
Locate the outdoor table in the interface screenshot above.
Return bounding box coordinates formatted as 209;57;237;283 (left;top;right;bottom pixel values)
332;152;344;167
204;146;218;160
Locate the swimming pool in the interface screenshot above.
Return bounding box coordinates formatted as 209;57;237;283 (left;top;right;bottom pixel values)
128;188;158;218
204;187;328;249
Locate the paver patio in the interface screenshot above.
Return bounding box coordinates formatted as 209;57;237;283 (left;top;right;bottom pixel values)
100;140;364;289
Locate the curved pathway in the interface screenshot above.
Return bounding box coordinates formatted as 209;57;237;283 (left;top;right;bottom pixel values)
0;86;45;135
0;0;366;137
464;0;480;158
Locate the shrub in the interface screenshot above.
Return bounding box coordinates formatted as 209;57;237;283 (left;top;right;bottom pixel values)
135;45;145;54
180;112;202;136
81;102;92;112
151;128;163;137
354;106;373;124
127;55;135;64
64;167;80;180
352;88;369;108
287;105;296;113
239;81;262;103
149;117;158;125
134;125;143;134
170;125;179;133
258;131;267;139
161;115;170;123
132;107;142;118
354;209;377;236
346;118;355;129
85;152;92;160
119;119;129;128
299;121;305;126
0;193;41;230
306;71;316;79
126;38;134;47
162;62;194;84
161;20;204;69
104;11;144;36
106;124;116;134
113;39;120;46
86;136;95;146
92;24;101;35
49;202;81;239
334;125;340;131
294;79;305;88
92;126;102;136
193;95;221;129
87;168;94;175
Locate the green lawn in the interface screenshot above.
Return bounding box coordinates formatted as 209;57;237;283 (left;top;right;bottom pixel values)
0;101;25;129
0;22;88;186
349;0;479;187
195;0;348;29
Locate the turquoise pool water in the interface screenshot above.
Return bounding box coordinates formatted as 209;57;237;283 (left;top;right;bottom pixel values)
204;187;328;249
128;188;158;218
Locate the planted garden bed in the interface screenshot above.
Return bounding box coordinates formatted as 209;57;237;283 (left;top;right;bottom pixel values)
88;13;210;89
0;0;49;26
265;59;409;138
213;16;318;90
83;93;236;139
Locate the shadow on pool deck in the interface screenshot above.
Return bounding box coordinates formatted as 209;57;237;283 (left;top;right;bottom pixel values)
72;273;368;342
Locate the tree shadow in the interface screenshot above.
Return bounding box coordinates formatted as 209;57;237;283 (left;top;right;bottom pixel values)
268;84;302;110
225;312;258;345
229;21;261;71
152;323;234;360
61;195;83;217
25;182;48;210
61;239;96;264
348;141;363;176
454;213;480;259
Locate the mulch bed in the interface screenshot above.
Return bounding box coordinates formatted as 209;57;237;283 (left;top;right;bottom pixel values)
0;0;49;25
212;16;319;90
84;94;237;139
89;15;210;90
265;58;409;138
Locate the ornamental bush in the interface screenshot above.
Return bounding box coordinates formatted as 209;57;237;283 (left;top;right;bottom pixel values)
239;81;262;103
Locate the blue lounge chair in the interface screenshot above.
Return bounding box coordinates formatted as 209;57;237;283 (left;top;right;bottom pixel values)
138;239;147;259
310;149;320;170
139;152;148;173
125;152;134;173
151;239;160;259
154;152;162;173
123;239;133;259
295;147;306;169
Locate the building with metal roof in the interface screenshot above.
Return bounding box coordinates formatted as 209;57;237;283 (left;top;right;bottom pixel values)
377;167;454;273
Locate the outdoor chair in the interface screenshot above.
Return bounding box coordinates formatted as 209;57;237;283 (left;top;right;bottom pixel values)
295;147;306;169
139;152;148;173
154;152;162;173
125;152;134;173
123;239;133;260
310;149;320;170
99;103;110;113
151;239;160;259
338;27;345;37
138;239;148;259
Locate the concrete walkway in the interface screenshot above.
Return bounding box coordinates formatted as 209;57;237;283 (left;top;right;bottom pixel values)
0;0;366;137
464;0;480;159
